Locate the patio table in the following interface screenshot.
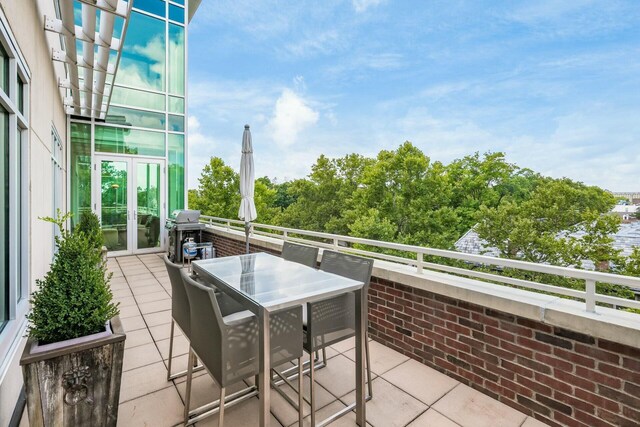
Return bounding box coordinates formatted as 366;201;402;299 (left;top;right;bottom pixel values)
192;252;367;427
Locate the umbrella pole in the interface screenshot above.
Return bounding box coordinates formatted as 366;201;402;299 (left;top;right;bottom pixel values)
245;221;250;254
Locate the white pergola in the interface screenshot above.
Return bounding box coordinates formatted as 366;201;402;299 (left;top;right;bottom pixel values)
44;0;133;119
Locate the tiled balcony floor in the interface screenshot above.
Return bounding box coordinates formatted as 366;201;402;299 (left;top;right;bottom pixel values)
101;254;546;427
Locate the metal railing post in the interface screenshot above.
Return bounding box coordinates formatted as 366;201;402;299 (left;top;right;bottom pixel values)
283;230;288;241
585;279;596;313
416;253;424;274
333;238;339;250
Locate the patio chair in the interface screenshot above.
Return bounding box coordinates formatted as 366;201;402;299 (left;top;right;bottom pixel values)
304;250;374;426
163;255;243;381
281;241;319;268
181;270;305;427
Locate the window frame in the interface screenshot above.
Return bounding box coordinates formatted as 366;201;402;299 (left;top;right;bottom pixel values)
0;6;30;363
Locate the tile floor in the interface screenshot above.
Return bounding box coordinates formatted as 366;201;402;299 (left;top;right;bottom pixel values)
22;254;548;427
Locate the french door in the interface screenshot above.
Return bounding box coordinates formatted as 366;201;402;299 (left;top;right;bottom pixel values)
94;156;166;255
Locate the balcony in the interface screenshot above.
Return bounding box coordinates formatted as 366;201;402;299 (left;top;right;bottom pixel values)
105;254;543;427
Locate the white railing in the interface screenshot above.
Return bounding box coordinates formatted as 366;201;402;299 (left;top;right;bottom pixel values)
200;215;640;314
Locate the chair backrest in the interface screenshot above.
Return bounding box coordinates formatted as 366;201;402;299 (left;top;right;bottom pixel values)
181;270;225;384
319;250;374;287
163;255;191;336
281;241;319;268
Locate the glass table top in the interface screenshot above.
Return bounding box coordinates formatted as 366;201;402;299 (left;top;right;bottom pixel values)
192;252;363;311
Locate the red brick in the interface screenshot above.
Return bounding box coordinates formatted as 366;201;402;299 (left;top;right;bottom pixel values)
575;366;622;389
485;362;515;381
484;380;516;400
534;372;573;395
598;339;640;360
500;340;534;359
623;357;640;372
574;388;620;412
501;377;534;398
472;330;500;347
553;347;596;369
597;408;639;427
445;304;470;318
599;363;640;385
500;320;533;337
502;360;534;378
516;317;552;333
471;312;500;328
553;411;590;427
553;390;596;414
575;343;620;365
554;369;595;392
518;336;553;354
460;335;485;351
517;375;552;396
486;343;517;361
471;347;499;365
534;353;574;372
575;409;613;427
486;325;516;342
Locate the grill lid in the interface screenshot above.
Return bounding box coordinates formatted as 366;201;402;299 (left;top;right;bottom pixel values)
172;209;201;224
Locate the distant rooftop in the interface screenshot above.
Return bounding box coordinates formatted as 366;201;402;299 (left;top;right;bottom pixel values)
454;221;640;270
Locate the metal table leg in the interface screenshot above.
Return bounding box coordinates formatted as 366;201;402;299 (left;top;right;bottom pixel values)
355;287;366;426
259;308;271;427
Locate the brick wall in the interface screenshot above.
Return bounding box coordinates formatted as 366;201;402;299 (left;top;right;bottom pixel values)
206;229;640;427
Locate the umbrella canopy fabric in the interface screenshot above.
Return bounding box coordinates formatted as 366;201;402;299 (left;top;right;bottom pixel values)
238;125;257;222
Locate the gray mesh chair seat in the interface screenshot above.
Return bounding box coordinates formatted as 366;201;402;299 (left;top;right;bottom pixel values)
303;250;374;426
182;270;305;426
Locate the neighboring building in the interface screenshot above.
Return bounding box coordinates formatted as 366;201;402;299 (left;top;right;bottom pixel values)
455;222;640;270
611;191;640;205
612;203;639;222
0;0;200;423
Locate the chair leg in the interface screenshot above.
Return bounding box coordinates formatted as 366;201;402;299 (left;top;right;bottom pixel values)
218;387;226;427
167;320;175;381
184;349;194;425
322;348;327;365
309;352;316;427
365;337;373;399
298;357;304;427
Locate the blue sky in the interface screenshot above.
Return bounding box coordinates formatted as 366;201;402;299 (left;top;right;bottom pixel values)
186;0;640;191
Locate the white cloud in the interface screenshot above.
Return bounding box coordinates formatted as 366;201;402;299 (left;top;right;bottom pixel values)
283;30;344;58
267;89;319;147
352;0;385;13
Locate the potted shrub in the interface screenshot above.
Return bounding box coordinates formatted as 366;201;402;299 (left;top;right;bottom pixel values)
20;211;125;427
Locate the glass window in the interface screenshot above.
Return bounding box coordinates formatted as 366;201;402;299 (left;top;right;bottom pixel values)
51;130;63;252
171;0;185;5
17;79;24;115
115;12;166;91
70;123;92;230
169;4;185;23
168;24;185;95
0;108;8;331
106;105;166;130
134;0;166;17
168;114;184;132
0;44;8;95
168;134;184;215
111;86;165;111
169;96;184;113
95;125;165;157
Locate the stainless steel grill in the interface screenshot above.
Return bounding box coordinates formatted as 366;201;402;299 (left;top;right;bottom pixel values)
166;210;205;263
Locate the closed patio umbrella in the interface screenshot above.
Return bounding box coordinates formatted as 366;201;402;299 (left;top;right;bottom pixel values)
238;124;257;253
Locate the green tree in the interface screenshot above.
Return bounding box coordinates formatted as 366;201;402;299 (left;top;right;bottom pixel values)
476;179;617;265
189;157;240;219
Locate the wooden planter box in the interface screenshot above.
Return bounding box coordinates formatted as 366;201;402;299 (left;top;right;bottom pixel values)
20;316;126;427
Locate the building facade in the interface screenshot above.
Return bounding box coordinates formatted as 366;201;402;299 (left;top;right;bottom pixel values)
0;0;198;423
